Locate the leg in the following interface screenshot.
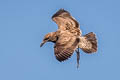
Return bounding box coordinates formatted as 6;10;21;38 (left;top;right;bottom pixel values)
75;47;80;68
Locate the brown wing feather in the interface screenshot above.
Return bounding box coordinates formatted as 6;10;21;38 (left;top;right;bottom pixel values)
54;32;80;62
52;9;80;31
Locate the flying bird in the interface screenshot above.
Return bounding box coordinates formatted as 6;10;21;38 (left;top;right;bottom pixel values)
40;9;97;68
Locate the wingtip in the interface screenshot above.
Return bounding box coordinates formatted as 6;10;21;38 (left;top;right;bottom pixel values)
52;8;70;18
58;8;66;12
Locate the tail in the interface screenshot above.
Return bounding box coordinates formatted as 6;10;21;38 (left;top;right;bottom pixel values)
79;32;97;53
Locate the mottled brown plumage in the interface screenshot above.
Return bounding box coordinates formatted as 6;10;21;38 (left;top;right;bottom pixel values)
79;32;97;53
40;9;98;68
52;9;81;36
54;30;80;62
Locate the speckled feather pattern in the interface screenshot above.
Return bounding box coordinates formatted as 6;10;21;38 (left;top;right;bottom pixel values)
41;9;97;62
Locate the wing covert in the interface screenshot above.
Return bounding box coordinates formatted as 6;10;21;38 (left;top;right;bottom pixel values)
52;9;80;31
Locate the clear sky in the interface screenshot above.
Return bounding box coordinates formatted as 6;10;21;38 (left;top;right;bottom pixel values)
0;0;120;80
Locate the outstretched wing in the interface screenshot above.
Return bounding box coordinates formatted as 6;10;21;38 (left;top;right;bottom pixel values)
54;32;80;62
79;32;97;53
52;9;80;31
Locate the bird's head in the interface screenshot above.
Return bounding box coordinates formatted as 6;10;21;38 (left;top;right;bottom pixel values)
40;32;57;47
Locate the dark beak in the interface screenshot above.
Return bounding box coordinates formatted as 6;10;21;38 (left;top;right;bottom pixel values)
40;41;46;47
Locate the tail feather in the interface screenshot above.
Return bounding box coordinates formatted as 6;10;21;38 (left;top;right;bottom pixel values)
80;32;97;53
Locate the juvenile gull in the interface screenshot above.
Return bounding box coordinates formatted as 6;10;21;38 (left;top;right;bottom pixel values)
40;9;97;68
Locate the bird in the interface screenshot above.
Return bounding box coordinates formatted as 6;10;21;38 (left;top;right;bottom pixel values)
40;9;97;68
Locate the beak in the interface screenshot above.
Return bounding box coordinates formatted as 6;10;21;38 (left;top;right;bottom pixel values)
40;41;46;47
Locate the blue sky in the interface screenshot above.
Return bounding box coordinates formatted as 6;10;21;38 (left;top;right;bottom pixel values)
0;0;120;80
